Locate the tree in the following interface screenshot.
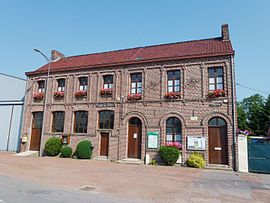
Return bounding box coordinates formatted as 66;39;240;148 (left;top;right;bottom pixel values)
264;95;270;135
237;102;249;131
241;94;267;135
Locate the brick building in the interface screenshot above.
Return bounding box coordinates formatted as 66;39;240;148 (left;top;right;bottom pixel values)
21;24;237;169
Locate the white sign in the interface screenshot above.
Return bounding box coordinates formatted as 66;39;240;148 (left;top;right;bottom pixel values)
133;133;137;139
187;136;206;151
148;132;158;149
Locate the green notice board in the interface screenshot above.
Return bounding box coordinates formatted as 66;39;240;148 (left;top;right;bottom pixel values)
147;131;159;149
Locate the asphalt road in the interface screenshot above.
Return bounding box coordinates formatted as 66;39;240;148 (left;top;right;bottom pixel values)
1;153;270;202
0;176;136;203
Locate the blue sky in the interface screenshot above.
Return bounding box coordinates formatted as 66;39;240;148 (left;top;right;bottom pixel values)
0;0;269;100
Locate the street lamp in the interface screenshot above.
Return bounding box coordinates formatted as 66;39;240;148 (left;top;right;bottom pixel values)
33;49;51;156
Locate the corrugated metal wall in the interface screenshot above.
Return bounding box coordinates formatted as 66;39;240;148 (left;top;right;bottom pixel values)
0;105;23;152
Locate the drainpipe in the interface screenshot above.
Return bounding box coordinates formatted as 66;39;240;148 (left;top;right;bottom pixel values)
230;55;237;171
6;105;14;151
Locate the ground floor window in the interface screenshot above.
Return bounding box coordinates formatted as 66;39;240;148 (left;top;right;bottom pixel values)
99;110;114;129
166;117;182;148
74;111;88;133
52;111;65;132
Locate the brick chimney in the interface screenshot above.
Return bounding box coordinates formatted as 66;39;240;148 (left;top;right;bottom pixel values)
51;50;65;61
221;24;230;41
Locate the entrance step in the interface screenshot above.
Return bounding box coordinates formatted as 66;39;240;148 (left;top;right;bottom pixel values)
117;158;144;165
205;164;233;171
15;151;39;157
96;156;109;161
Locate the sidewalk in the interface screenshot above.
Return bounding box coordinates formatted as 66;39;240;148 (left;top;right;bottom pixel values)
0;152;269;202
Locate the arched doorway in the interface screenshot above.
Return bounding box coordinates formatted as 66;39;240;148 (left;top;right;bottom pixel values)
128;117;142;159
208;117;228;164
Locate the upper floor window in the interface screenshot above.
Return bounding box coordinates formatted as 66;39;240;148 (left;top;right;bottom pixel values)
74;111;88;133
79;77;88;91
103;75;113;89
52;111;65;132
130;73;142;94
167;70;181;93
57;79;65;92
37;80;45;93
208;67;224;91
99;110;114;129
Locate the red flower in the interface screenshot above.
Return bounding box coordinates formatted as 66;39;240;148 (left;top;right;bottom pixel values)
127;93;142;100
53;91;65;98
100;88;113;96
166;141;182;150
33;92;44;100
207;89;225;98
164;92;181;99
75;90;87;98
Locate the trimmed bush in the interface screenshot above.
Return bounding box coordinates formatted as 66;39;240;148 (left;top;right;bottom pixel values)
186;152;206;168
159;146;180;166
44;137;62;156
75;140;92;159
60;146;73;158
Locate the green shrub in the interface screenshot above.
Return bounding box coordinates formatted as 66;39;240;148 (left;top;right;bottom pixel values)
149;159;157;166
75;140;92;159
60;146;73;158
159;146;180;166
44;137;62;156
186;152;206;168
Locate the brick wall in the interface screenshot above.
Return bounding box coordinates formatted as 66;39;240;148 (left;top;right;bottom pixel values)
21;55;236;169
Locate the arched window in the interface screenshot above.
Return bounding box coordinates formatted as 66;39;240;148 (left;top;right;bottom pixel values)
208;117;226;127
129;117;142;126
166;117;182;144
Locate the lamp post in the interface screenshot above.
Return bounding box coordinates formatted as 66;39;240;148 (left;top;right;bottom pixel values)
33;49;51;156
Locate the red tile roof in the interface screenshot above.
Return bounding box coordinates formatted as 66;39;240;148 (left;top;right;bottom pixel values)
26;37;234;76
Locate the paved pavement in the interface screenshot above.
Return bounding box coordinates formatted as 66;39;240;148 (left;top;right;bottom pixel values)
0;152;270;202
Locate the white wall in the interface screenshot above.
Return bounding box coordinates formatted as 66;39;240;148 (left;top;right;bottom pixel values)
0;73;25;152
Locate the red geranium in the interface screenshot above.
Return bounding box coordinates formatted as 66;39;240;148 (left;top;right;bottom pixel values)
100;88;113;96
53;91;65;99
75;90;87;98
164;92;181;99
207;89;225;98
33;92;44;100
166;141;182;150
127;93;142;100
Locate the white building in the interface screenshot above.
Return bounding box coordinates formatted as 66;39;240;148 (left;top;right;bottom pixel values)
0;73;26;152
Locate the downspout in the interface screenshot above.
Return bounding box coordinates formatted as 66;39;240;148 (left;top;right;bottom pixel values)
230;54;237;171
17;77;29;152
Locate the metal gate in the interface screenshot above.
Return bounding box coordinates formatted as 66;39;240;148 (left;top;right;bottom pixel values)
248;138;270;174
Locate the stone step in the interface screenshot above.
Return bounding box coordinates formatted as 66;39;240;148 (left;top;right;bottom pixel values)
15;151;39;157
116;158;144;165
205;164;233;171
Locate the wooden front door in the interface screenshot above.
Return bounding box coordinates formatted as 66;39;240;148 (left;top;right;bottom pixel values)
128;119;142;159
208;126;228;164
30;112;43;151
100;133;109;157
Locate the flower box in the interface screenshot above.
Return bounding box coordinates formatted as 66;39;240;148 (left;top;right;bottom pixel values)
127;93;142;100
165;141;182;150
100;88;113;96
33;92;44;100
207;89;225;98
53;91;65;99
75;90;87;98
164;92;181;99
